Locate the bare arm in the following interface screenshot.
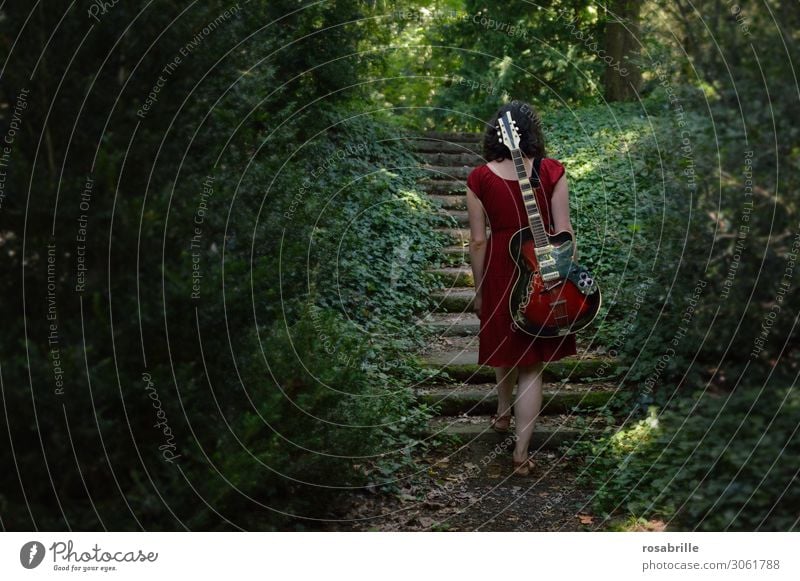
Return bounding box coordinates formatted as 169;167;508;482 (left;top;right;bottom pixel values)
466;186;487;313
549;173;578;260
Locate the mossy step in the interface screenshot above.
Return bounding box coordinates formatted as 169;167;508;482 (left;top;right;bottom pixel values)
439;255;469;268
420;179;466;195
417;384;616;416
425;333;596;352
427;265;473;286
420;151;484;165
429;194;467;211
408;140;481;154
420;165;471;180
422;312;480;336
440;243;469;257
427;414;601;449
436;227;471;245
431;286;475;312
421;131;482;142
435;209;469;226
421;350;618;383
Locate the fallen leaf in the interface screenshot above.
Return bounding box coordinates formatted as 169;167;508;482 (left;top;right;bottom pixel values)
578;514;594;524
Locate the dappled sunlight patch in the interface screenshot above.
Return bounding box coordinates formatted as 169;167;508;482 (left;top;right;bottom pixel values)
608;406;660;456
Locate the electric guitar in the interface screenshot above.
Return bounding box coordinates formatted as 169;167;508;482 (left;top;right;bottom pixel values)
496;111;602;337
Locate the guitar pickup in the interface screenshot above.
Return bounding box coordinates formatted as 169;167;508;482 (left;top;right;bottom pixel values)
539;258;556;268
541;271;560;282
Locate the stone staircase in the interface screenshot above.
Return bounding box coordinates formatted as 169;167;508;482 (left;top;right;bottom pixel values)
410;131;618;451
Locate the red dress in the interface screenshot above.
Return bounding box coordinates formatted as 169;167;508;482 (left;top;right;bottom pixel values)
466;159;578;367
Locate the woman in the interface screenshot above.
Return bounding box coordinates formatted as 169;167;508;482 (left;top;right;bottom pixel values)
465;101;578;476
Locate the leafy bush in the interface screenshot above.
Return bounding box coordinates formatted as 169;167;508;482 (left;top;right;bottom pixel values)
572;385;799;531
421;1;605;128
0;0;441;530
193;304;433;530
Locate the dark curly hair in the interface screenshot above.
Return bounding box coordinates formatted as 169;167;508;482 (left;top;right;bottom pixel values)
483;100;546;161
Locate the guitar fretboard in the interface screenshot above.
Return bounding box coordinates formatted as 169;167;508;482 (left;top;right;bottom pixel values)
510;149;550;249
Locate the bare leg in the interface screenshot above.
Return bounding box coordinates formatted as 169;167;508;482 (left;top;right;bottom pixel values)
512;362;544;463
494;366;517;417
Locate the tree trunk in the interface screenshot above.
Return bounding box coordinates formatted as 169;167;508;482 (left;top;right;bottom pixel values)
603;0;642;101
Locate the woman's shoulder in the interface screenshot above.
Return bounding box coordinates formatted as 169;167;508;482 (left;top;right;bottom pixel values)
466;163;490;194
468;163;490;175
541;157;565;169
540;157;566;182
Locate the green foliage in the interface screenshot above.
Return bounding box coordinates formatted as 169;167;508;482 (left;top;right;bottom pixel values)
428;0;605;127
571;385;800;531
568;2;799;533
0;0;439;530
3;0;797;534
376;0;619;128
200;305;432;530
613;1;800;391
186;104;444;528
544;100;665;273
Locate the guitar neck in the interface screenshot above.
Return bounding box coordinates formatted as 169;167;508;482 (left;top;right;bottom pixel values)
510;149;550;248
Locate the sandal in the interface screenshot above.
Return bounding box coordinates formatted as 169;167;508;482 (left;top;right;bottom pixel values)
490;413;512;433
512;456;536;477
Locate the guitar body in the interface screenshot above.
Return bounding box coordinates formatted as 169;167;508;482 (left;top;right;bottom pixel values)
495;110;602;338
508;228;602;337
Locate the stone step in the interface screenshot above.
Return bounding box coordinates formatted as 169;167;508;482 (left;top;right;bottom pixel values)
440;243;469;256
419;151;485;166
425;334;594;352
431;286;475;312
435;208;469;226
423;331;595;354
427;414;604;450
439;253;469;268
421;350;618;383
427;265;473;286
437;228;471;245
421;131;482;142
419;179;465;195
409;140;482;154
416;383;616;416
429;194;466;211
422;312;480;336
439;250;470;268
420;165;471;180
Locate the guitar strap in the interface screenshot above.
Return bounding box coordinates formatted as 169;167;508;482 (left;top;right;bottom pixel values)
529;157;554;233
530;157;542;187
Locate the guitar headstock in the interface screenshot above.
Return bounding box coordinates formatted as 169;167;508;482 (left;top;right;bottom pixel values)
496;111;521;152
